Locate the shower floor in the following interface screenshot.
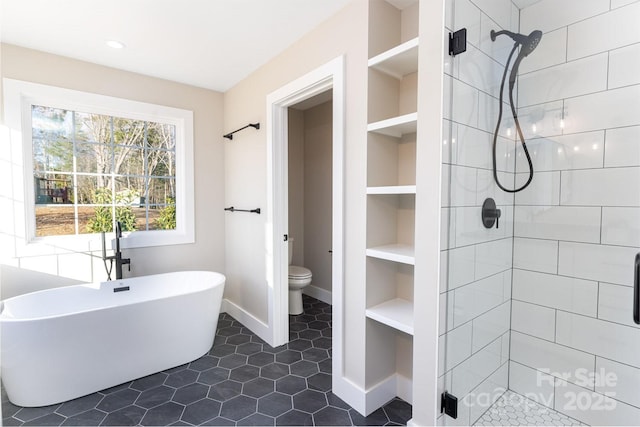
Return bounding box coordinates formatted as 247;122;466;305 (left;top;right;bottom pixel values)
474;391;585;426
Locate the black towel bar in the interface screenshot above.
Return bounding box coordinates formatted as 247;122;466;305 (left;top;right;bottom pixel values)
223;123;260;140
224;206;261;214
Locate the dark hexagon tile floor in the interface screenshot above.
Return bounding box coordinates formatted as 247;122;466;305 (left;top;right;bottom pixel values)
2;295;412;426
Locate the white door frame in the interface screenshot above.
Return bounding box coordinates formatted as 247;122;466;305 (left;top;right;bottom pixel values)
265;56;345;358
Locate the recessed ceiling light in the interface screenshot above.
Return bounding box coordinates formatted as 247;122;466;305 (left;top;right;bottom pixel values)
106;40;125;49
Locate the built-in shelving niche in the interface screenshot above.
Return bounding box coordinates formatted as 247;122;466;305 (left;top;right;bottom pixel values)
365;0;419;411
367;116;416;189
364;256;414;405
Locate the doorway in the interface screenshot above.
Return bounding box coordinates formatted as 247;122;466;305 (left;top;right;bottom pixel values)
287;92;333;310
265;57;345;389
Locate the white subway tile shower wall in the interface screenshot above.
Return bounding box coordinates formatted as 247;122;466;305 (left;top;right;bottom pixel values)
511;1;640;424
440;0;519;424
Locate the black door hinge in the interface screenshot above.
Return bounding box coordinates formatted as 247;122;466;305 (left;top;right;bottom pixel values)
449;28;467;56
441;391;458;419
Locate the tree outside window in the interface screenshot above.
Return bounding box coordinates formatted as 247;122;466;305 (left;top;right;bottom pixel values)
32;105;177;237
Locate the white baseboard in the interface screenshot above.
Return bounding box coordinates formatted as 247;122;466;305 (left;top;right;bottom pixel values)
365;375;399;415
333;374;406;417
221;298;271;345
302;284;332;305
332;375;368;416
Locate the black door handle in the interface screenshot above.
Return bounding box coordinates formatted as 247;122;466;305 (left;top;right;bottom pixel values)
634;252;640;325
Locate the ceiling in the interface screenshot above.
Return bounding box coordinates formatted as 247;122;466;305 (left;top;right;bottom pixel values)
0;0;352;92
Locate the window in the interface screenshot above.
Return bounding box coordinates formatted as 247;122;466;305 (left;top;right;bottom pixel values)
32;106;177;237
3;79;194;249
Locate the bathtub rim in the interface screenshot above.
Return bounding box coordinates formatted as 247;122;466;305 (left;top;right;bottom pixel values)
0;270;225;323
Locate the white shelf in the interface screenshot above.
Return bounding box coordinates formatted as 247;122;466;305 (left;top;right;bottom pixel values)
366;298;414;335
366;243;415;265
367;112;417;138
368;37;419;79
367;185;416;195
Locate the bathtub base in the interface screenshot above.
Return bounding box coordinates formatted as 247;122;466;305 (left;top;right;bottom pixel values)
1;271;224;407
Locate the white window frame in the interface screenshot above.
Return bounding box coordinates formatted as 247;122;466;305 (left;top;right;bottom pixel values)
3;78;194;253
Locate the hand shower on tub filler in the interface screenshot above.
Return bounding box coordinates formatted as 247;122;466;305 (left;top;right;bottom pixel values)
101;221;131;281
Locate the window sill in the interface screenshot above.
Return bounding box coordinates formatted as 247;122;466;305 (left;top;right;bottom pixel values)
18;229;194;258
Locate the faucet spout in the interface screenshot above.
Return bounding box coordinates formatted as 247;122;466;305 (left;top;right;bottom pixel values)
101;222;131;280
113;221;131;280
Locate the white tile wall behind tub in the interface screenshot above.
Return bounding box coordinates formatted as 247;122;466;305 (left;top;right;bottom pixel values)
567;2;640;60
57;252;93;282
604;125;640;168
18;254;58;276
608;43;640;89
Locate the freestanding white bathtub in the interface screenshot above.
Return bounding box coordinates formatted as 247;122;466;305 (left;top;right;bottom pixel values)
0;271;225;407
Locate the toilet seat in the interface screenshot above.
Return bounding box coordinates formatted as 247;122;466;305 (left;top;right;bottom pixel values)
289;265;312;279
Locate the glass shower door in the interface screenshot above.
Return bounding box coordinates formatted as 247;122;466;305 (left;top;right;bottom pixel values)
439;0;640;425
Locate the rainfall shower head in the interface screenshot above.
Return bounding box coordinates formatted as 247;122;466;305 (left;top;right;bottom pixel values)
491;29;543;57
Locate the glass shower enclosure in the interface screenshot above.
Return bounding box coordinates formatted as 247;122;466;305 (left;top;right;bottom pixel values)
438;0;640;425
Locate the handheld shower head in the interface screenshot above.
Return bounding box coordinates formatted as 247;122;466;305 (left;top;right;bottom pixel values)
489;28;542;193
490;29;543;57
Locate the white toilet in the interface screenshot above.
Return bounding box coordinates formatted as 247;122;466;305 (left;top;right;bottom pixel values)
288;239;312;315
